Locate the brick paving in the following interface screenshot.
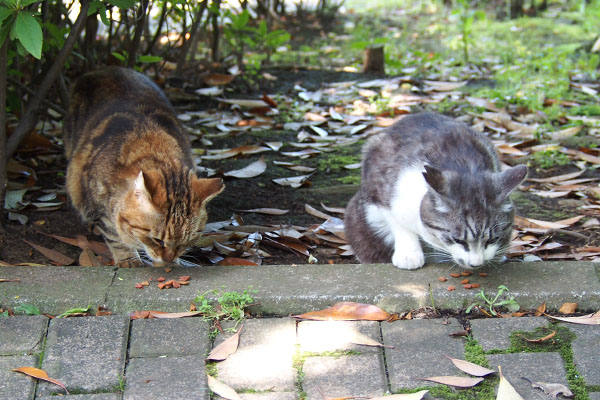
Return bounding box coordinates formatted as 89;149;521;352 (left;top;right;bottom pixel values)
1;261;599;399
2;314;599;399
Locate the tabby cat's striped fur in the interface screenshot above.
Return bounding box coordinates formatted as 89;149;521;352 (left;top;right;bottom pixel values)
64;67;223;267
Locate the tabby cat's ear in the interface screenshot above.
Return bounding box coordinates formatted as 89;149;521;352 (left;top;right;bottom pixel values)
423;165;447;196
497;164;527;202
133;171;158;212
192;175;224;204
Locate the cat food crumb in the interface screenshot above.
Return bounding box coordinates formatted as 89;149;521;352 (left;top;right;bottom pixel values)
178;276;191;282
173;281;181;289
447;286;456;291
471;283;480;288
134;283;144;289
328;259;335;264
463;284;473;289
438;276;448;282
164;267;172;273
461;278;470;284
141;280;149;286
461;271;472;276
450;273;461;278
157;277;165;282
157;282;167;290
478;272;488;277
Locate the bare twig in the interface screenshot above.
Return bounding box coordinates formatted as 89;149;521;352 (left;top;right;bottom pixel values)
0;39;8;232
127;0;149;68
8;77;65;116
6;0;90;158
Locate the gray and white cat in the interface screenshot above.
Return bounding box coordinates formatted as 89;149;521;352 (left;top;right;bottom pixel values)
344;112;527;270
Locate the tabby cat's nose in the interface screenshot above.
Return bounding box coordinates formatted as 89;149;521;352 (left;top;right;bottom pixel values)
161;248;175;263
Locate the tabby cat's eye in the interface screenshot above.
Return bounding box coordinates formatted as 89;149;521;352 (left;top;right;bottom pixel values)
152;238;165;247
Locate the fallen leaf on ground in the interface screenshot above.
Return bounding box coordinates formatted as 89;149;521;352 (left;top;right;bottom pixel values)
305;203;334;220
207;325;243;361
545;311;600;325
0;278;20;282
292;302;391;321
558;302;577;314
203;73;235;86
444;355;495;377
13;367;69;394
369;391;429;399
217;257;259;266
224;156;267;178
207;375;243;400
521;377;574;398
23;240;75;265
236;208;289;215
217;98;269;109
534;302;546;317
519;330;556;343
130;311;202;319
423;80;467;91
419;376;483;388
497;366;524;400
272;174;312;188
79;249;102;267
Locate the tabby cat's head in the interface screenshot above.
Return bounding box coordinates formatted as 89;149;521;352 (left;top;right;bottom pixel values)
420;164;527;269
116;169;224;266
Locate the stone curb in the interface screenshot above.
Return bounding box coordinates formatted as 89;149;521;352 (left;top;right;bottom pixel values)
0;262;598;315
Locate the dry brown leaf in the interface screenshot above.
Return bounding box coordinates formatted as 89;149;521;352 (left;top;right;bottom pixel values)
546;311;600;325
444;355;495;377
520;330;556;343
78;249;102;267
369;391;429;399
207;325;243;361
217;98;269;108
224;156;267;178
130;311;202;319
527;170;584;183
13;367;69;394
521;377;574;398
0;278;20;282
292;302;391;321
534;302;546;317
217;257;259;266
305;203;334;220
23;240;75;265
423;80;467;92
206;375;243;400
203;73;235;86
272;174;312;188
236;208;289;215
320;202;346;214
558;302;578;314
420;376;483;388
497;366;524;399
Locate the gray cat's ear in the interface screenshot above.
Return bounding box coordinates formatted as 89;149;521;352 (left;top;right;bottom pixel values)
423;165;446;195
497;164;527;202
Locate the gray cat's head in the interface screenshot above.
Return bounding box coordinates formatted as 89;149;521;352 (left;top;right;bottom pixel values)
419;164;527;269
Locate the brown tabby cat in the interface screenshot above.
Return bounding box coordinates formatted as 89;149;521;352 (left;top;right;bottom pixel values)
64;66;223;267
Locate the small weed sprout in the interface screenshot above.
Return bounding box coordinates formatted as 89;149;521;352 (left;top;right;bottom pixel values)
466;285;520;316
193;287;257;334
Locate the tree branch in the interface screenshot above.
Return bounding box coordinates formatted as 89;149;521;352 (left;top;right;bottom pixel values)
0;39;8;231
6;0;90;158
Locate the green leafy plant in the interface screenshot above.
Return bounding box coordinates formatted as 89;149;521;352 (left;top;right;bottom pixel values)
14;303;41;315
193;287;256;332
452;0;486;64
0;0;44;59
466;285;520;316
529;149;571;169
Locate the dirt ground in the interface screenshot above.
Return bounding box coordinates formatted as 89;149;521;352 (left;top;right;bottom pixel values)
1;69;599;267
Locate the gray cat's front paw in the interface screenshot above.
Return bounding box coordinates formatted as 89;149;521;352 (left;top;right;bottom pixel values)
392;249;425;270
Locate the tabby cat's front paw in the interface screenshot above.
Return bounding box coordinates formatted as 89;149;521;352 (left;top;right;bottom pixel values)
392;249;425;270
